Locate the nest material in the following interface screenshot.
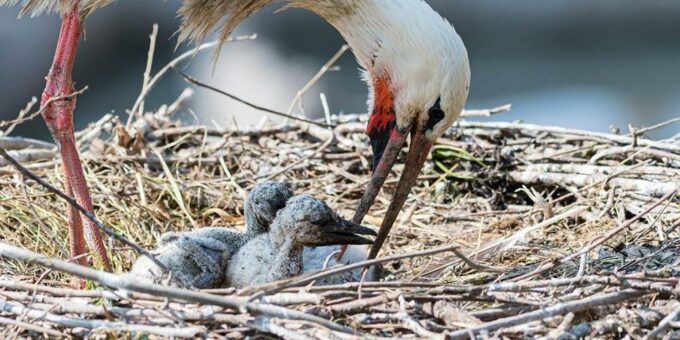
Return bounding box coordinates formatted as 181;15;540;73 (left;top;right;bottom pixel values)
0;95;678;338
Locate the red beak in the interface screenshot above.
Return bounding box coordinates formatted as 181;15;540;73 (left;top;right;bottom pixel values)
351;126;409;226
336;75;433;261
365;127;432;259
337;121;432;261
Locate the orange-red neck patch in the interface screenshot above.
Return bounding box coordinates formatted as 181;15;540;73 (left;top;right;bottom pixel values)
367;75;397;171
367;75;396;135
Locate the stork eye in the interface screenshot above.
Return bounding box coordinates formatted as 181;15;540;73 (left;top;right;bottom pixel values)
424;97;445;131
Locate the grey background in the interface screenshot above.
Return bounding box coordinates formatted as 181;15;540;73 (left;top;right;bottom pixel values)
1;1;679;140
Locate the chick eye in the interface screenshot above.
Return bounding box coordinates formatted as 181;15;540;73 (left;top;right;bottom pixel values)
424;97;445;131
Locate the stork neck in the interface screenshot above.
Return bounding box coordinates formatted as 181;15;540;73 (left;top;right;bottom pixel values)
306;1;439;70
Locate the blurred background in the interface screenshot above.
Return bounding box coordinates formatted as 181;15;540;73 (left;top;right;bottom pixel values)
1;0;679;140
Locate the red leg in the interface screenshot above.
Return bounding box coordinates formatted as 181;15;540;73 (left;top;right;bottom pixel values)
41;5;113;271
63;175;88;288
63;175;88;268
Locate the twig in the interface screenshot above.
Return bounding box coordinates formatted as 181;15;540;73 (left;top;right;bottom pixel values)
0;97;37;136
632;116;680;137
645;308;680;339
454;121;680;154
397;295;442;338
0;149;55;167
507;169;678;198
128;35;257;124
0;136;54;151
286;44;349;116
260;136;335;181
0;315;65;338
563;190;677;263
0;299;206;337
244;244;484;298
447;289;648;339
136;23;159;119
0;87;88;129
172;67;334;128
509;190;677;282
460;104;512;117
151;147;197;228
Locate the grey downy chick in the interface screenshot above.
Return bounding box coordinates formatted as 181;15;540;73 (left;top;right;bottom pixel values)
246;183;379;285
128;181;293;288
226;194;377;288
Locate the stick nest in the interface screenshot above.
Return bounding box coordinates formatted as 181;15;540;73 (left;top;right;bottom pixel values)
0;96;679;338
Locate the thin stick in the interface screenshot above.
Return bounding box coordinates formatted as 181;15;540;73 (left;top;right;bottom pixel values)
645;308;680;339
260;136;335;181
0;136;54;151
447;289;648;339
0;315;65;338
0;299;206;337
460;104;512;117
0;96;37;136
632;116;680;137
286;45;349;115
136;23;159;118
128;35;257;123
152;147;197;228
172;67;334;128
563;190;677;262
0;87;88;128
510;190;677;282
455;121;680;154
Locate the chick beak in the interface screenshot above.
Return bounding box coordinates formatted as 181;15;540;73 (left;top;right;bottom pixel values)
315;219;377;247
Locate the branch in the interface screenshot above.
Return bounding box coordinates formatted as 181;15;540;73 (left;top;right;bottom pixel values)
447;289;649;339
460;104;512;117
172;67;335;128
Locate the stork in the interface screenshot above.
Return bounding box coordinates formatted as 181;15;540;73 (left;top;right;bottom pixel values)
3;0;469;267
129;181;293;288
179;0;471;261
226;194;376;288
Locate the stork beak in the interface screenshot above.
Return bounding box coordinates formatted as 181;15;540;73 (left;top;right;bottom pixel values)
351;126;409;226
315;219;377;246
366;127;432;259
336;126;407;260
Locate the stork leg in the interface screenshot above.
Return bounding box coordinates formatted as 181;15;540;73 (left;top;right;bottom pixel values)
63;171;87;268
41;6;112;271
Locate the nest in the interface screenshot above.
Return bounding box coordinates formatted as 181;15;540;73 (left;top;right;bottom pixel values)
0;93;678;338
0;35;679;339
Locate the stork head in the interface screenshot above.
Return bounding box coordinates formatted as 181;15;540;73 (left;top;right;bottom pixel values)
244;181;294;235
358;2;470;166
330;1;471;259
270;194;377;249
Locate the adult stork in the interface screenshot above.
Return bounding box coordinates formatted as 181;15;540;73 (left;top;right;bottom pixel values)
178;0;471;261
2;0;470;267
